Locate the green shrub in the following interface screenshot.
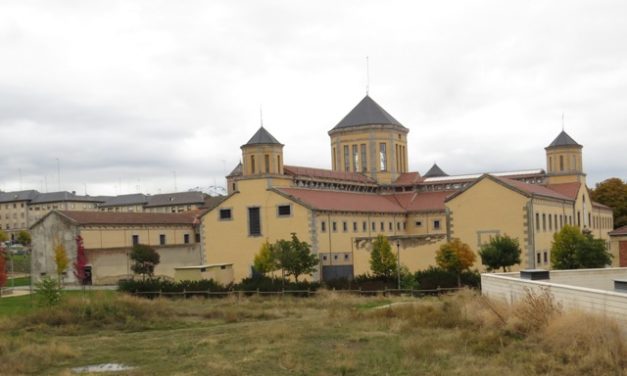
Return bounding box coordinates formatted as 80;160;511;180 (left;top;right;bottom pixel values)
234;276;319;292
35;276;62;307
414;267;480;290
118;278;228;296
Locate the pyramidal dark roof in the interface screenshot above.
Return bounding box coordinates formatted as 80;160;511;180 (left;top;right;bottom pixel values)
243;126;282;146
332;95;405;130
547;130;581;149
423;163;448;178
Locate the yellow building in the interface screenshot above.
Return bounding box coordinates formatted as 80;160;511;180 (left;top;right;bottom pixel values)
31;210;204;285
200;95;615;282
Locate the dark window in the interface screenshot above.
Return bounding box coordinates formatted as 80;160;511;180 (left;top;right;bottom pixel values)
549;215;553;231
554;214;558;230
184;234;190;244
433;220;441;230
403;222;406;230
396;222;400;231
542;214;546;231
415;221;422;227
536;213;540;231
195;233;201;243
353;222;357;232
380;222;384;231
344;254;349;260
360;144;367;172
343;222;348;232
132;235;139;245
362;221;367;232
577;211;581;227
332;222;337;232
344;145;350;172
219;208;232;220
372;222;376;231
277;205;291;216
159;234;166;245
543;252;548;263
251;155;255;174
264;154;270;173
248;207;261;236
321;221;327;232
537;253;541;264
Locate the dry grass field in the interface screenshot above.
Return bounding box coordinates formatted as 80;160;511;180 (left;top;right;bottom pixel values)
0;289;625;375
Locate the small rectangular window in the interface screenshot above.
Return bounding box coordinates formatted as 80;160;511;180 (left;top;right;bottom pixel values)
362;221;367;232
396;222;400;231
132;235;139;245
248;207;261;236
321;221;327;232
159;234;166;245
536;213;540;231
537;253;541;264
415;221;422;227
343;221;348;232
380;222;384;231
433;220;441;230
219;208;232;220
184;234;190;244
277;205;291;217
372;222;376;231
353;222;357;232
549;214;553;231
543;251;548;263
542;214;546;231
195;233;201;243
388;222;393;231
332;222;337;232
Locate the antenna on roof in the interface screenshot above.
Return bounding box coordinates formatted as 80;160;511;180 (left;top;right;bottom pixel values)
260;105;264;127
561;112;565;131
366;56;370;95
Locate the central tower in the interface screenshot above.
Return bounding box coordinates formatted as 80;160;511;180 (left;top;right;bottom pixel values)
328;95;409;184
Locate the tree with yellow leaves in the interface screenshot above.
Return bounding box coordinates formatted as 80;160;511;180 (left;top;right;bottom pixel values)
435;238;476;287
54;242;69;288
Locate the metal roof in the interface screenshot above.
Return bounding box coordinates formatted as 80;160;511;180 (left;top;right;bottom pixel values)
423;163;448;178
331;95;406;130
100;193;148;207
547;130;582;148
30;191;104;204
243;126;282;146
0;190;38;203
144;191;207;208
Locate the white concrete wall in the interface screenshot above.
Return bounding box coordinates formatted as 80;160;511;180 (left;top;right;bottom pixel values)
482;268;627;328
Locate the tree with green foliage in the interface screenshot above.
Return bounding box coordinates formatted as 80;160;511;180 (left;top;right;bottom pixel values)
591;177;627;228
551;225;612;269
253;240;278;275
0;230;7;243
36;276;62;306
479;235;522;272
54;242;69;287
130;244;160;279
16;230;31;246
369;235;397;279
273;233;319;282
435;238;476;287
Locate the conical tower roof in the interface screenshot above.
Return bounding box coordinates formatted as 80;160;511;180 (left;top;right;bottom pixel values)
423;163;448;178
242;126;282;147
546;130;581;149
331;95;406;131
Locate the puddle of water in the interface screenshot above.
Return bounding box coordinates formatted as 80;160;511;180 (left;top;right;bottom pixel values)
72;363;136;373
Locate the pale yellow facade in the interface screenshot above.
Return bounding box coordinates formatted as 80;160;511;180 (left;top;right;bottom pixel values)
198;96;616;282
0;200;29;235
329;126;409;185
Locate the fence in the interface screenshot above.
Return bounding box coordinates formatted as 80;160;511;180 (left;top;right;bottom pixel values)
127;287;463;299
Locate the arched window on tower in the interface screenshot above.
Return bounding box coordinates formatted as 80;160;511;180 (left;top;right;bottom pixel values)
559;155;564;171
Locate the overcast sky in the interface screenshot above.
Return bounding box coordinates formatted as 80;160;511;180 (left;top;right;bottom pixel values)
0;1;625;196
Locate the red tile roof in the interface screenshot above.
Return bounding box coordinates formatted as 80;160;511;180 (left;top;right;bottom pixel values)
284;165;376;184
393;172;423;186
592;201;611;209
274;188;406;213
546;182;581;200
56;210;200;226
609;226;627;236
495;176;573;201
388;191;450;212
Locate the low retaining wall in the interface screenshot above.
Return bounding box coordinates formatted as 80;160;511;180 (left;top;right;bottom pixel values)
481;268;627;328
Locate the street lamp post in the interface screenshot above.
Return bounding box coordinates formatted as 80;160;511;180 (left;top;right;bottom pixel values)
396;239;401;290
